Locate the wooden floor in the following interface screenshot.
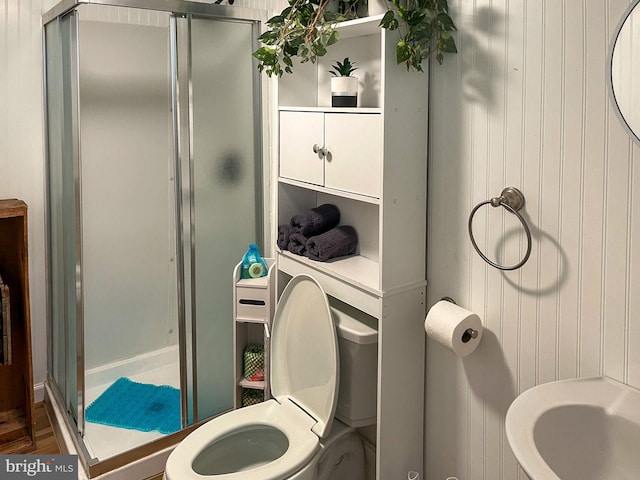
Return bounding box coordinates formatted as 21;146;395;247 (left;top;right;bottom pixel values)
33;401;60;454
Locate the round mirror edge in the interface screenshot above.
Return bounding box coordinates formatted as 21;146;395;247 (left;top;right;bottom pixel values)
608;0;640;147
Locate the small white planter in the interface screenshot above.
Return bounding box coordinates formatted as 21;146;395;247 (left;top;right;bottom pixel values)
331;76;358;107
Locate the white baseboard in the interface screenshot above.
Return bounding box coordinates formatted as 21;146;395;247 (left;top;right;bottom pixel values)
34;382;45;403
85;344;178;389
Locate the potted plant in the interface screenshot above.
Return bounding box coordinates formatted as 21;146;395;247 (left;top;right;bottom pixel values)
253;0;457;77
329;57;358;107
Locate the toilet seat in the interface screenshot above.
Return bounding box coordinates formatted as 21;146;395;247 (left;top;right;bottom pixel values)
164;275;340;480
164;399;320;480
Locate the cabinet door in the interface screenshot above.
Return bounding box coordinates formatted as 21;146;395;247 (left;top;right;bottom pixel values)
279;111;325;186
324;113;382;197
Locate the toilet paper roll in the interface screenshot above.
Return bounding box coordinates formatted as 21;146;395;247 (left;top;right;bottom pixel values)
425;300;483;357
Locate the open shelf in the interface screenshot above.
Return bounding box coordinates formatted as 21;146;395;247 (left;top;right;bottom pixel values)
279;106;382;114
278;177;381;205
278;249;379;294
333;13;385;38
239;378;265;390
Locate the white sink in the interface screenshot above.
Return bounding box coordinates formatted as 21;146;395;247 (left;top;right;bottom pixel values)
505;376;640;480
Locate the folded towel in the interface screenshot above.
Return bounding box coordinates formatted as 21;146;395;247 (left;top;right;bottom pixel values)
287;232;309;256
290;204;340;236
306;225;358;262
277;224;293;250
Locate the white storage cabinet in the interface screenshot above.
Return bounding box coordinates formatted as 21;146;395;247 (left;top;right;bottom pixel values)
276;14;428;480
232;258;276;408
279;111;382;198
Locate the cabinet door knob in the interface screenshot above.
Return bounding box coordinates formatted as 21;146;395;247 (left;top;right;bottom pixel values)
312;144;327;158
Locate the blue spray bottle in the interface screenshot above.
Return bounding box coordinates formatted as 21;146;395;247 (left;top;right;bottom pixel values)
240;244;268;279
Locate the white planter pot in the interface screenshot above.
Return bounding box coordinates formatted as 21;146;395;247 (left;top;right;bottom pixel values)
331;76;358;107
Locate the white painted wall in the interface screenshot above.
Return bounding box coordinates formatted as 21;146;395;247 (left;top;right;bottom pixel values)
427;0;640;479
0;0;58;400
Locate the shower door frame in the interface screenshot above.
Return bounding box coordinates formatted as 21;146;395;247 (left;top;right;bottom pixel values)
43;1;271;477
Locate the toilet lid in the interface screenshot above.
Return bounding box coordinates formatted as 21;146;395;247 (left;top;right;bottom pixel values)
271;275;339;439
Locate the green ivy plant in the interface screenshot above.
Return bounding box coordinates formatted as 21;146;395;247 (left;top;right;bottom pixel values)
253;0;457;77
379;0;457;71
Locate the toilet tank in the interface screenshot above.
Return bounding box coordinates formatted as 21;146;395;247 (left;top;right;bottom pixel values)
331;305;378;427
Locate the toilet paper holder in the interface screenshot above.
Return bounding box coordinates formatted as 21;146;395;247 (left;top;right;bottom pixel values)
440;297;478;343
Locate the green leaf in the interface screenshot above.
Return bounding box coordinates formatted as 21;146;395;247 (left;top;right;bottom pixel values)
266;14;284;26
437;12;456;30
434;0;449;12
379;10;398;30
326;29;339;46
298;44;309;57
252;46;276;63
396;6;409;20
311;42;327;56
283;41;299;56
406;10;426;26
439;33;457;52
323;10;342;22
320;29;333;47
297;2;316;25
397;40;411;63
257;31;279;45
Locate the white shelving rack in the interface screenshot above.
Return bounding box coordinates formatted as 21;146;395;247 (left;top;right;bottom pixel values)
276;14;428;479
232;258;276;409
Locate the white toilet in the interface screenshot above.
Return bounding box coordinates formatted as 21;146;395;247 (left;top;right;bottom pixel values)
164;274;378;480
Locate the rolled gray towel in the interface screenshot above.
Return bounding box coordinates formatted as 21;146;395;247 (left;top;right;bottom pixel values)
290;204;340;236
277;224;293;250
287;232;309;256
306;225;358;262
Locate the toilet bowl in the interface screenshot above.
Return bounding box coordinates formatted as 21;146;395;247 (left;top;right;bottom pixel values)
164;274;373;480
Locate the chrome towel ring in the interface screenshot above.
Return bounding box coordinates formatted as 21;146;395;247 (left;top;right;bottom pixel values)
468;187;532;271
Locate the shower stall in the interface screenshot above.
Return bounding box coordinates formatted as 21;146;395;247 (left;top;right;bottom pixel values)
43;0;268;476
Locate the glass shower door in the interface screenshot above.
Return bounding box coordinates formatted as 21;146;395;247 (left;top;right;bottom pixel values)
75;5;180;459
175;15;264;423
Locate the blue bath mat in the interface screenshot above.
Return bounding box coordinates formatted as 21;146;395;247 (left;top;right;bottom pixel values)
86;377;180;434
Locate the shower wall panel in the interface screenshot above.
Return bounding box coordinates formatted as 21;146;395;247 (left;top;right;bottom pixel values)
77;17;178;370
